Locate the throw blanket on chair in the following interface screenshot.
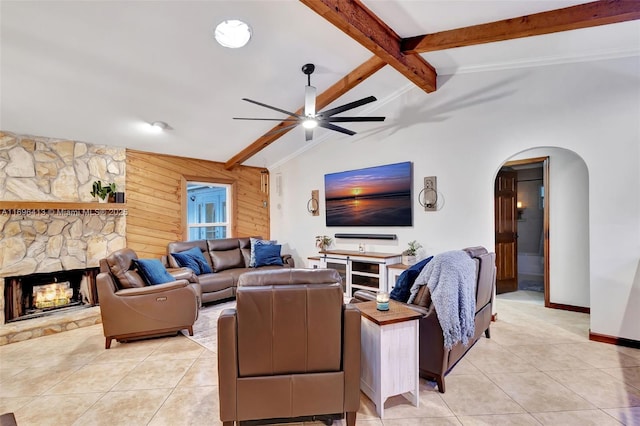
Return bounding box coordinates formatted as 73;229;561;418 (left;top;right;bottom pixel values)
407;250;476;349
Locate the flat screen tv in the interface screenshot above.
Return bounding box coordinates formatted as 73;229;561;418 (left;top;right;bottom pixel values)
325;161;412;227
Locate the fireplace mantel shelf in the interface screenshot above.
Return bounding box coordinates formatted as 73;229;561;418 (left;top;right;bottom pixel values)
0;201;127;211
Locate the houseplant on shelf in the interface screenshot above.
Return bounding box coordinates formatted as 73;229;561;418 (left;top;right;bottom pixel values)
402;240;422;265
90;180;116;203
315;235;332;252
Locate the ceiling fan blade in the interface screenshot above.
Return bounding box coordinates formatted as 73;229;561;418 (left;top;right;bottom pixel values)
320;96;377;117
233;117;300;121
304;86;316;116
264;123;300;136
318;122;356;136
242;98;303;118
325;116;385;122
305;128;314;141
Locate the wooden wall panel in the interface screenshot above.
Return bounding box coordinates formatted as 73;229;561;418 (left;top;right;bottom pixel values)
126;149;269;259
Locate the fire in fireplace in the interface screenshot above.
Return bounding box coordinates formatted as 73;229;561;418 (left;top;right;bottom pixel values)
3;268;99;322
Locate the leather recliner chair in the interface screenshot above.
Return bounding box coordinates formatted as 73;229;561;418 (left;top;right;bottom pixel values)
218;269;361;426
96;248;200;349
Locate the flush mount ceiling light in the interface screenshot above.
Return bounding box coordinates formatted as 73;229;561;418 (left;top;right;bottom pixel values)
148;121;172;133
215;19;252;48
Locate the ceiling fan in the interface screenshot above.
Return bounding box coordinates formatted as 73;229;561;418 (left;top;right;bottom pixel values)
233;63;385;141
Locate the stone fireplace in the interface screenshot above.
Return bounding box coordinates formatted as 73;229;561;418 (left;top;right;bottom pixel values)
0;131;126;335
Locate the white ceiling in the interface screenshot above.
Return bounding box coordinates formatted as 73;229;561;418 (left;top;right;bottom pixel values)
1;1;638;168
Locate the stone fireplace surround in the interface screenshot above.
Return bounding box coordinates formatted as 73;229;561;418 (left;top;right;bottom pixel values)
0;131;126;343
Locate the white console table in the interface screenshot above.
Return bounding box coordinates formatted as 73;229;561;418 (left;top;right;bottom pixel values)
308;250;402;297
355;300;422;418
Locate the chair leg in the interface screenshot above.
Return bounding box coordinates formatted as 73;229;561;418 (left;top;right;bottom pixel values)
187;326;194;336
436;375;445;393
485;327;491;338
346;411;356;426
105;337;113;349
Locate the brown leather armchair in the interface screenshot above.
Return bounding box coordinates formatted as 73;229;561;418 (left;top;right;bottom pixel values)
96;248;200;349
218;269;361;426
353;246;496;393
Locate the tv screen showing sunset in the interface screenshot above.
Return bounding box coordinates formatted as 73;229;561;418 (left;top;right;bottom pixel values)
324;161;412;226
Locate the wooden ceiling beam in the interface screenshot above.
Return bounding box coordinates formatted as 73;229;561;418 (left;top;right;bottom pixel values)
224;55;386;170
300;0;437;94
402;0;640;54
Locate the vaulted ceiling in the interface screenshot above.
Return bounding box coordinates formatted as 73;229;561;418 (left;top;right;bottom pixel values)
2;1;639;169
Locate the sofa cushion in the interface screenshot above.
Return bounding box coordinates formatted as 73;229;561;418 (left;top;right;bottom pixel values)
210;247;244;272
105;248;146;289
412;285;432;308
171;246;213;275
254;244;284;267
250;237;276;267
167;240;211;268
135;258;176;285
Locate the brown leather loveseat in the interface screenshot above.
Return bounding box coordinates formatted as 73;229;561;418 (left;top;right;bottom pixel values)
353;246;495;393
164;237;294;304
218;269;361;425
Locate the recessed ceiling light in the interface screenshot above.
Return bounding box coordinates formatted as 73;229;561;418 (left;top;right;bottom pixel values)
215;19;252;48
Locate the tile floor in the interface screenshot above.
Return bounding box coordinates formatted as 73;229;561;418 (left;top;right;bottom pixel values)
0;296;639;425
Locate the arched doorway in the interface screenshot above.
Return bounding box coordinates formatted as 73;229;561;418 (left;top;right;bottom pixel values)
494;147;590;312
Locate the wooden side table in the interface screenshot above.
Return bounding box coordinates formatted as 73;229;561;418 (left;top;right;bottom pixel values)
386;262;409;292
354;300;422;418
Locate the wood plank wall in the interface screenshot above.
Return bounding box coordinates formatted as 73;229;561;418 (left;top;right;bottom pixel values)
126;149;269;259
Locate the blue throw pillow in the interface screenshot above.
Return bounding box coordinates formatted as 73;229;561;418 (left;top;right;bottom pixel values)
250;237;276;267
171;247;212;275
390;256;433;302
135;258;176;285
254;244;284;267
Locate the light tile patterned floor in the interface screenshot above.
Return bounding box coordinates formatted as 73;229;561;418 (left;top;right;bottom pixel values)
0;296;639;425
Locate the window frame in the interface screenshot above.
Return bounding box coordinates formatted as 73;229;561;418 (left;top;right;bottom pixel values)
183;176;236;240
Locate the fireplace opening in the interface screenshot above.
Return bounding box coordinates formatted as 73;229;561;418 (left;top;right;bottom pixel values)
3;268;99;323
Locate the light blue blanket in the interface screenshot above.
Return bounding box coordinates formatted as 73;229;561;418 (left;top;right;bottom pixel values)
408;250;476;349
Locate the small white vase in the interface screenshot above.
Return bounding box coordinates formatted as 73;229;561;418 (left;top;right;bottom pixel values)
402;255;416;266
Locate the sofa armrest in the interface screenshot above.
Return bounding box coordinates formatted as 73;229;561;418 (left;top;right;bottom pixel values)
167;267;198;283
218;308;238;422
351;289;377;303
281;254;295;268
114;279;189;297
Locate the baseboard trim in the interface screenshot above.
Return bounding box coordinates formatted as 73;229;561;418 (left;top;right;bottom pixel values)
547;302;590;314
589;331;640;349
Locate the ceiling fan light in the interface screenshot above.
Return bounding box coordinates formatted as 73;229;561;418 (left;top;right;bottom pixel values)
302;118;318;129
215;19;252;48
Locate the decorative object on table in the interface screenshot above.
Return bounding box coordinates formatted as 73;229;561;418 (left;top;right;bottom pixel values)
376;291;390;311
114;191;125;203
315;235;332;252
358;243;365;253
402;240;422;265
90;180;116;203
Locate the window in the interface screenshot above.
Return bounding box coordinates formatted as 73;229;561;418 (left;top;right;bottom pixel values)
187;182;230;240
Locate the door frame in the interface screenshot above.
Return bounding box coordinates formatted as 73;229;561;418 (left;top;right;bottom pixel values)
500;156;550;307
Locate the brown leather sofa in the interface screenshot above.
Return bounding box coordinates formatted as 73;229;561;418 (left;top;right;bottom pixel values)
218;269;361;426
164;237;294;305
353;246;495;393
97;248;200;349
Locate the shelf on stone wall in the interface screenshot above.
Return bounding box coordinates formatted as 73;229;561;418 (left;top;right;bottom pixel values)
0;201;128;212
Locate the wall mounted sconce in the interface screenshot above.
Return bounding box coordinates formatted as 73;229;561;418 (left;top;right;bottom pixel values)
260;170;269;194
418;176;438;211
516;201;525;220
307;190;319;216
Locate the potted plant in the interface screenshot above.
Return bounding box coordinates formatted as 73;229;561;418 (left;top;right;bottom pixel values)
90;180;116;203
315;235;332;252
402;240;422;265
